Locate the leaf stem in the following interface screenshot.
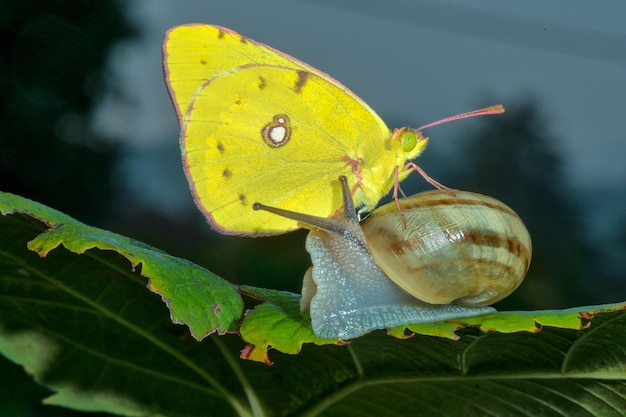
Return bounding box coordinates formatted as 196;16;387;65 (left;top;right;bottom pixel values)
347;345;364;378
213;335;266;417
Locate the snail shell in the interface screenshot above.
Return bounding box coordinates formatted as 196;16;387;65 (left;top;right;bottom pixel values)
253;177;531;340
363;190;532;307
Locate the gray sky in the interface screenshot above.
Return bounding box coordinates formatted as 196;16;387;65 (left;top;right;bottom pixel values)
93;0;626;228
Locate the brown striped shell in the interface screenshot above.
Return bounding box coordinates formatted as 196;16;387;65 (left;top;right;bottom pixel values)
362;190;532;307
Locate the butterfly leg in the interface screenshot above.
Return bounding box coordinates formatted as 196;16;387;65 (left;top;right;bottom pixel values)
392;166;409;228
393;163;458;229
341;155;366;195
402;162;457;194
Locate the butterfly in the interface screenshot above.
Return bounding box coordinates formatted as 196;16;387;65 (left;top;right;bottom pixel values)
163;24;503;235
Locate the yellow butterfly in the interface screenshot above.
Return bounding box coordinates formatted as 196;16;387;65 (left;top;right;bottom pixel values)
163;24;503;235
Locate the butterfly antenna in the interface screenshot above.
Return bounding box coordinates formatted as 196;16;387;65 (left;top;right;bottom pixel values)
417;104;504;131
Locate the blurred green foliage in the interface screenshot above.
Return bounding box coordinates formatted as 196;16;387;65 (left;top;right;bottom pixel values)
0;0;132;222
0;1;131;416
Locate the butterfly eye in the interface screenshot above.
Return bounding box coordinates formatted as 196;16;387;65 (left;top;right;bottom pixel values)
400;130;418;153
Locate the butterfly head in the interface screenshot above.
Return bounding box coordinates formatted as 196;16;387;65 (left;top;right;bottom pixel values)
389;127;429;161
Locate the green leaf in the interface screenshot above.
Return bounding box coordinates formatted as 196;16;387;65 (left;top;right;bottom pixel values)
1;192;244;339
238;287;342;365
387;303;625;340
2;191;626;417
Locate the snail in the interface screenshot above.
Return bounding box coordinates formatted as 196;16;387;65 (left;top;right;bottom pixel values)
253;177;532;340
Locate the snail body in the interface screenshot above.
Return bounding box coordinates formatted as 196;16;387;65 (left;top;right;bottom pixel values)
254;177;531;340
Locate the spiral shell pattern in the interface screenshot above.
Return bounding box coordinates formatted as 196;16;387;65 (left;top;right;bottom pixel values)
362;190;532;306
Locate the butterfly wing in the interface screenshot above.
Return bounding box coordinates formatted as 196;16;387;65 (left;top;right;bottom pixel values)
182;65;392;235
164;24;408;235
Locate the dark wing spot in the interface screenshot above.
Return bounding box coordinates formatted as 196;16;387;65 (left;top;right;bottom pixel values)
239;194;247;206
222;169;232;179
294;71;309;94
258;76;267;90
217;142;225;153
